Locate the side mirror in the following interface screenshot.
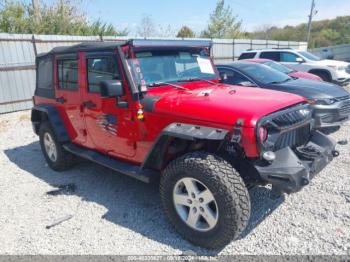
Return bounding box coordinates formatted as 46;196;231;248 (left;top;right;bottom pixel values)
100;80;128;108
296;57;304;63
219;72;228;82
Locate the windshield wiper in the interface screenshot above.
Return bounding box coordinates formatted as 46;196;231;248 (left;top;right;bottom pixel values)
177;77;217;85
148;81;188;90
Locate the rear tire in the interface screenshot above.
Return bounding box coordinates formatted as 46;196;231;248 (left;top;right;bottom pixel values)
39;122;75;171
160;151;251;249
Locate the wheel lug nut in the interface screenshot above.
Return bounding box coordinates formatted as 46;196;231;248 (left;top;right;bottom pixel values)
191;193;196;199
199;198;203;203
200;207;204;212
187;199;192;204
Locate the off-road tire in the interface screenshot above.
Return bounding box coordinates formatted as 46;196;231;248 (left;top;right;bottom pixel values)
160;151;251;249
39;122;75;171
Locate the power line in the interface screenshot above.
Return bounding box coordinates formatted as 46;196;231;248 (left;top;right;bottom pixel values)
306;0;318;45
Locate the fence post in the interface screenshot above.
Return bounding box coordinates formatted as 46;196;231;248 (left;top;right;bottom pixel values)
232;39;235;61
32;35;37;57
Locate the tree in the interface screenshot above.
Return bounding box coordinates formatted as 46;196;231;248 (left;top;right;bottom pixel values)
177;26;195;38
201;0;242;39
158;24;176;38
0;0;128;36
248;16;350;48
137;14;156;38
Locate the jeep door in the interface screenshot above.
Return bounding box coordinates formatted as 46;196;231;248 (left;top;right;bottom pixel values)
81;52;136;158
54;54;86;144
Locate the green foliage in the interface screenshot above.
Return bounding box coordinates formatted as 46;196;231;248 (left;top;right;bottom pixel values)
201;0;242;39
0;0;128;36
249;16;350;48
177;26;195;38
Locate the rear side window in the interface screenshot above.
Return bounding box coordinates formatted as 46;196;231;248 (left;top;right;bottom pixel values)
280;52;299;62
35;56;54;98
260;52;280;61
87;57;120;93
238;52;257;60
58;59;78;90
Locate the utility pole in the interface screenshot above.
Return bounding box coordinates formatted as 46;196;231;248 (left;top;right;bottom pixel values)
32;0;41;23
306;0;318;46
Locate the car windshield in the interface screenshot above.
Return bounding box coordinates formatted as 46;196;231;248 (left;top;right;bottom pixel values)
263;61;294;74
127;49;218;89
298;51;321;61
238;63;292;84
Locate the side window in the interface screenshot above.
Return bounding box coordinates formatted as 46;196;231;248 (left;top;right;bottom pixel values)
280;52;299;62
260;52;280;61
219;68;250;85
58;59;78;91
87;57;120;93
37;57;53;90
238;52;257;60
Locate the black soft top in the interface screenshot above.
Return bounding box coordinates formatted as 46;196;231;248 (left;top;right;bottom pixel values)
37;39;212;58
37;41;127;58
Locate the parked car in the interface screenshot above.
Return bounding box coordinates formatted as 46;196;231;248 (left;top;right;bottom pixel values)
32;40;339;249
242;58;322;81
238;49;350;85
216;61;350;133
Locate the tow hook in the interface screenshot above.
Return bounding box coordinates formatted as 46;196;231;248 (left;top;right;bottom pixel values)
302;177;310;186
332;150;340;157
338;139;348;146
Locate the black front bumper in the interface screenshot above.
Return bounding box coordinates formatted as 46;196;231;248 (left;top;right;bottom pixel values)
313;100;350;128
254;131;337;194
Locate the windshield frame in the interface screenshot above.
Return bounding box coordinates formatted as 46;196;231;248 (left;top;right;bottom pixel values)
126;47;219;90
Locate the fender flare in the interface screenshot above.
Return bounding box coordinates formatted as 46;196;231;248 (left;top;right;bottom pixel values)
31;105;70;143
141;123;229;171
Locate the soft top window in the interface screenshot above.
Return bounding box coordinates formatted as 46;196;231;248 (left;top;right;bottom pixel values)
35;55;55;98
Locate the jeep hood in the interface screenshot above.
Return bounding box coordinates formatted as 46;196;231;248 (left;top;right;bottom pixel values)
267;79;349;100
144;83;305;127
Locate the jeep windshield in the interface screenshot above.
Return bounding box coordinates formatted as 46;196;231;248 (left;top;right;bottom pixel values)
127;49;218;89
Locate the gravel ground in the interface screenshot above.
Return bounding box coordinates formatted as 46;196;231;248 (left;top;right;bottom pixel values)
0;110;349;256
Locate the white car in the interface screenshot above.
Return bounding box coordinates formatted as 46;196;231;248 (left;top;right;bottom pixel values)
238;49;350;86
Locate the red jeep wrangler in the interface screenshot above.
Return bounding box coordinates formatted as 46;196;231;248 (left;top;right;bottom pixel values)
32;40;338;249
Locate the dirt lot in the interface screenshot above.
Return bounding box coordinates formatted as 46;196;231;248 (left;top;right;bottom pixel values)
0;110;349;255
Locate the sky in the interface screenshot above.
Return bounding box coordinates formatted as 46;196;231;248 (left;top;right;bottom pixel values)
27;0;350;35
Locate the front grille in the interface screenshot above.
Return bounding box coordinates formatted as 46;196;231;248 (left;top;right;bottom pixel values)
336;95;350;102
346;65;350;74
340;100;350;115
274;124;311;151
271;109;310;127
260;105;312;152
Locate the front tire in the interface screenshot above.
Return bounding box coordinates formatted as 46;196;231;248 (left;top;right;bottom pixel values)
160;152;251;249
39;122;75;171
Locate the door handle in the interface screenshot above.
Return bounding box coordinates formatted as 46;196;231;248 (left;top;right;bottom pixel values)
56;96;66;104
82;101;97;108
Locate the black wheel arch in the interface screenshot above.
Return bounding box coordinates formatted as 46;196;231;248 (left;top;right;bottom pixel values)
308;69;332;81
141;123;229;171
31;104;70;143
